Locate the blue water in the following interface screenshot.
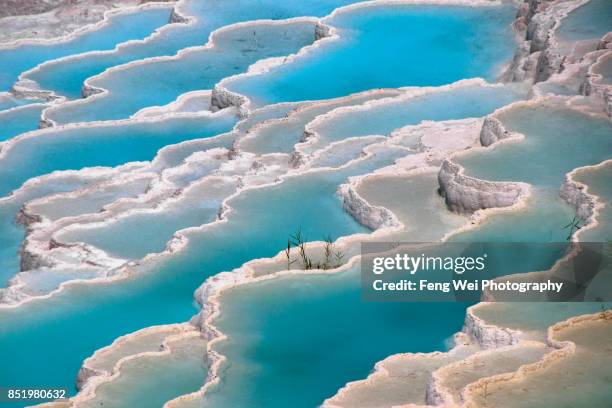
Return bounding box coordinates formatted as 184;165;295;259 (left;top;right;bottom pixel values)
456;105;612;188
240;91;400;154
0;112;236;197
0;176;104;286
45;21;317;124
79;335;207;408
0;7;173;92
0;154;399;397
206;268;467;407
58;180;235;260
0;104;46;142
226;4;516;107
0;95;39;111
556;0;612;42
27;0;365;100
311;84;524;146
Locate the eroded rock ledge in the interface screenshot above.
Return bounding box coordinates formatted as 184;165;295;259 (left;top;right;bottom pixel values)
338;184;398;230
559;173;596;223
503;0;580;83
479;116;514;147
437;160;526;214
463;304;522;349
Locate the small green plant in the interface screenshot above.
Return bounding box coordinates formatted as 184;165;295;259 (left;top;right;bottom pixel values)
563;214;582;241
284;239;296;270
287;228;345;270
333;247;345;267
322;235;334;270
290;228;313;270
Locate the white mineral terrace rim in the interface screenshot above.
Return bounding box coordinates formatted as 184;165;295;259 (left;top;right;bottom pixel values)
418;340;548;407
540;0;590;51
132;90;213;118
31;323;203;408
532;46;610;100
70;323;202;406
0;1;182;50
38;15;322;126
583;51;612;97
10;2;187;103
321;332;476;408
455;310;611;408
0;103;235;164
566;159;612;242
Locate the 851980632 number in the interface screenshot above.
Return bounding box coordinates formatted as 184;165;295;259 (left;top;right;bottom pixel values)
1;387;68;402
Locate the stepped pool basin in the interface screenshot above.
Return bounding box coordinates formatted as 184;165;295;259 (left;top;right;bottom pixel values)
205;266;469;408
80;333;207;408
239;90;401;154
0;7;173;92
456;105;612;188
0;172;123;285
0;111;236;197
595;55;612;85
0;104;46;143
26;0;365;100
303;83;525;153
45;21;318;125
224;3;516;107
0;152;402;396
57;176;239;260
556;0;612;42
573;162;612;242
